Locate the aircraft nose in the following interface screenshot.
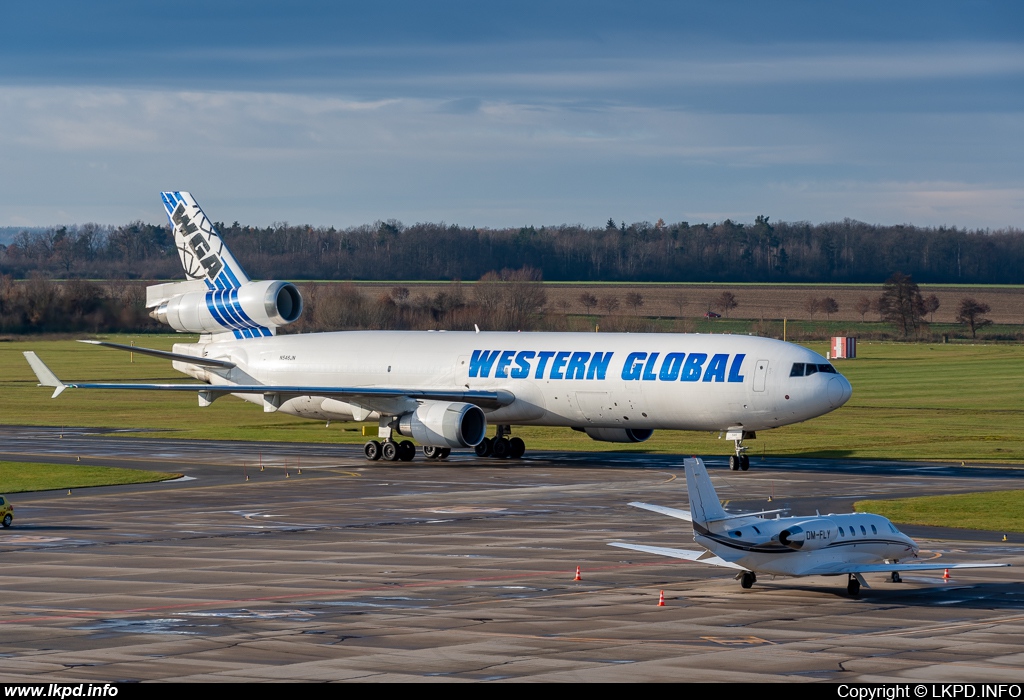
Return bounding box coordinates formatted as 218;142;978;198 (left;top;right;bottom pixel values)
827;375;852;408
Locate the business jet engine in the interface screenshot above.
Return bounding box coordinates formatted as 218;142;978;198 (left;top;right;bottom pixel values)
583;427;654;443
150;280;303;335
777;519;836;551
397;401;487;448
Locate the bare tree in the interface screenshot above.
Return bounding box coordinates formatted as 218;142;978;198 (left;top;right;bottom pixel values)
820;297;839;320
880;272;926;337
672;292;687;317
717;291;738;317
923;294;940;322
474;267;547;331
578;292;598;314
599;295;620;315
956;297;992;338
854;296;872;321
625;291;645;314
804;297;821;318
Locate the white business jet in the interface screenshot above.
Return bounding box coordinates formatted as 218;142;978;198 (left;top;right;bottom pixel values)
24;192;852;465
611;457;1009;595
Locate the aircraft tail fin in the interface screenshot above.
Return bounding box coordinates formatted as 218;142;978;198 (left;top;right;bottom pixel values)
160;192;250;289
683;457;727;526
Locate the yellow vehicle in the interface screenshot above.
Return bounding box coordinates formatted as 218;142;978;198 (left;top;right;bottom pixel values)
0;496;12;528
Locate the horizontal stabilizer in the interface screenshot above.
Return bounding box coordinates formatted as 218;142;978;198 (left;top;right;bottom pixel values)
805;560;1011;576
609;542;745;570
78;340;236;369
21;353;516;410
628;502;693;522
23;351;67;398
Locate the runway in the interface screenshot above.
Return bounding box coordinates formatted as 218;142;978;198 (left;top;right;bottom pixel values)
0;425;1021;682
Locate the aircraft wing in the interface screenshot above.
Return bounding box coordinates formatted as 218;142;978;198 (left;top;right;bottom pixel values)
628;502;693;522
23;351;515;410
609;542;745;570
803;561;1011;576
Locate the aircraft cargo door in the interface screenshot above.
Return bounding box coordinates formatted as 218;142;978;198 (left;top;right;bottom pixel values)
753;360;769;392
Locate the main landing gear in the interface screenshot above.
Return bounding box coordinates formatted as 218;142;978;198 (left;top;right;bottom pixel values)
363;421;526;462
474;425;526;460
364;439;416;462
739;571;757;589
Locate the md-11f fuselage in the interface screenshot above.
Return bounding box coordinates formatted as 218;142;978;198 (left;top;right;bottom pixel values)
24;192;852;465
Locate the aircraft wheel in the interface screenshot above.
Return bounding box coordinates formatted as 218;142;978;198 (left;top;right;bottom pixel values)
422;446;443;460
508;437;526;459
491;437;511;459
1;514;10;528
847;576;861;596
740;455;750;471
740;571;755;589
474;437;492;457
891;571;902;583
382;441;399;462
398;440;416;461
438;448;451;460
729;455;739;471
364;440;382;461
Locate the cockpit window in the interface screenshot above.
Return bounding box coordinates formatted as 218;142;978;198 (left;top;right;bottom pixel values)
791;363;838;377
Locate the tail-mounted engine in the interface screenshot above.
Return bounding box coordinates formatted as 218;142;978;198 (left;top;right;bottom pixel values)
777;519;836;551
148;279;303;338
397;401;487;448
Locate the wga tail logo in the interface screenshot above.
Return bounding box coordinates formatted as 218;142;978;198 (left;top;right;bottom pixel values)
172;203;224;280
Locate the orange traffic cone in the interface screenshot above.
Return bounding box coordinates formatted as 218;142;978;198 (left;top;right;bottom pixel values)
658;590;665;607
943;568;950;579
574;566;581;581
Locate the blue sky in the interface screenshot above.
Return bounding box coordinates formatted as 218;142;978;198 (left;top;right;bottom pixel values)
0;1;1021;229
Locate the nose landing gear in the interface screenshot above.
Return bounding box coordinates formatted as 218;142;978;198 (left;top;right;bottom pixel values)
725;429;755;471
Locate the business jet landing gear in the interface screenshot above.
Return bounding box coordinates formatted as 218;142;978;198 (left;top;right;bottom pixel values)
740;571;756;589
474;426;525;459
847;575;861;596
726;430;754;471
890;571;902;583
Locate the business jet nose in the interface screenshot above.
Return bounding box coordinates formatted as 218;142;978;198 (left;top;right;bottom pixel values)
827;374;852;408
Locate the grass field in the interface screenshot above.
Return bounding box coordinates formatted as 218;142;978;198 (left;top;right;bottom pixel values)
0;461;181;493
855;491;1024;533
3;334;1023;464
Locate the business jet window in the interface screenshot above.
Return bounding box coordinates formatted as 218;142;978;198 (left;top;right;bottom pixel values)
871;524;877;534
731;531;742;538
838;526;845;536
752;526;761;534
860;525;867;535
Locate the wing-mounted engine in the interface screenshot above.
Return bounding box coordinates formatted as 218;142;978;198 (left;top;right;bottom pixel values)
582;427;654;443
396;401;487;448
147;279;303;338
777;518;836;551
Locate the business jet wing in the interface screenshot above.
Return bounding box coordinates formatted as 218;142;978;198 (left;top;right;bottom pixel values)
804;560;1011;576
23;351;514;409
609;542;745;570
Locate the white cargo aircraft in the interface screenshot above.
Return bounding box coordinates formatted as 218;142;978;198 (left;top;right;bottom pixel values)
24;192;852;465
611;457;1010;595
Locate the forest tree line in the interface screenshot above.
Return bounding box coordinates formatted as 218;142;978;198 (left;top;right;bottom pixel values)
1;215;1022;284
